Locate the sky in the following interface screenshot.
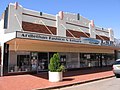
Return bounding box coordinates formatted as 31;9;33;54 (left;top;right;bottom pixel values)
0;0;120;39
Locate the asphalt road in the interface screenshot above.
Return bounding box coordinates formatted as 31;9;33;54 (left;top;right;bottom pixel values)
53;77;120;90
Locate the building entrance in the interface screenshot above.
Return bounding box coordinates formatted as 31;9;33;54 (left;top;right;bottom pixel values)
37;52;48;72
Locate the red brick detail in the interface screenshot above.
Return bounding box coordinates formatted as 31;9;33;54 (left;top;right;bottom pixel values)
22;22;56;35
66;29;90;38
96;35;110;41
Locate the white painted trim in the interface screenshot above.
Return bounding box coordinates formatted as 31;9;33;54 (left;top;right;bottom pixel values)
3;32;16;42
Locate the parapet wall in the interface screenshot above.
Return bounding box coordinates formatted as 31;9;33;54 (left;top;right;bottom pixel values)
1;2;114;41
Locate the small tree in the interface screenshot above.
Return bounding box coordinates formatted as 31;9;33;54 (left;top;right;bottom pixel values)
48;53;65;72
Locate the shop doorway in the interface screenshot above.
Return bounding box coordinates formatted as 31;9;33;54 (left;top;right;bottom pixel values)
37;52;48;72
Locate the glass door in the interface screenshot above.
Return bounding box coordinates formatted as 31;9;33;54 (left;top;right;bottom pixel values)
37;52;48;71
30;52;38;71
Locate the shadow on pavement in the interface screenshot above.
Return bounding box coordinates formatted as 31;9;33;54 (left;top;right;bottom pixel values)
32;66;112;80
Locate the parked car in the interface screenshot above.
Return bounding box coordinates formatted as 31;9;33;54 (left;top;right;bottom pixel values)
113;59;120;78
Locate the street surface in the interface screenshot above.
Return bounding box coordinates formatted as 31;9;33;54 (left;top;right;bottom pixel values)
53;77;120;90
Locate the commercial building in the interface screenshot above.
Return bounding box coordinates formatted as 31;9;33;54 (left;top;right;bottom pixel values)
0;2;119;76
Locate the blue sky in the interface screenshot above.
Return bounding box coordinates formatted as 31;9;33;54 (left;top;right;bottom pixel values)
0;0;120;39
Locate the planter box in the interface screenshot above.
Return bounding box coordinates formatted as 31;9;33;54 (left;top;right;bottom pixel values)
49;71;63;82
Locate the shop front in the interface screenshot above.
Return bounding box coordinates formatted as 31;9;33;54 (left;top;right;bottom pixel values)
3;31;116;75
1;2;120;76
8;51;55;73
7;51;115;74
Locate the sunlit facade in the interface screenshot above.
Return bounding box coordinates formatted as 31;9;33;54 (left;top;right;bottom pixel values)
0;2;119;76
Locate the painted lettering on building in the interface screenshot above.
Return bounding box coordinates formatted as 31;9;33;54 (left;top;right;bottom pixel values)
16;31;114;46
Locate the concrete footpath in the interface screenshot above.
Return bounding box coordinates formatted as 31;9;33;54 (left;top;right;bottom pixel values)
0;67;114;90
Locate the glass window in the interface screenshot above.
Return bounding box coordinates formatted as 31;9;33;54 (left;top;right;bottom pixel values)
106;54;115;65
30;52;38;71
61;53;79;69
80;53;101;68
80;53;89;68
17;55;30;72
9;55;30;73
60;55;66;67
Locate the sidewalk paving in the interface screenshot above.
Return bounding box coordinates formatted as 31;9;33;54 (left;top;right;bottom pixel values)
0;67;114;90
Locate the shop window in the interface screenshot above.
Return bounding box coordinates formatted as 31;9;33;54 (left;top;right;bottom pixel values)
9;55;30;73
30;52;38;71
66;53;79;69
17;55;30;71
80;53;101;68
80;53;90;68
102;54;115;65
60;55;66;67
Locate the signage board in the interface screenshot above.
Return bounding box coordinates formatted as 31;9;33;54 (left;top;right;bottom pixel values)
81;37;101;45
16;31;114;46
16;31;82;44
101;40;114;46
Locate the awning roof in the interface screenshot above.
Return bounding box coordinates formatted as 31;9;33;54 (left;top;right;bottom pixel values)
6;38;119;54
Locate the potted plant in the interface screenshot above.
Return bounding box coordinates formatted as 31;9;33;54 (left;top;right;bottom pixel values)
48;53;65;82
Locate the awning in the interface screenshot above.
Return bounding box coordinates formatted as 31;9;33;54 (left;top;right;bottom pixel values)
6;38;118;54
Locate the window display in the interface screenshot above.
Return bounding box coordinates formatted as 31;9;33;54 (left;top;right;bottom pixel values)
8;51;115;73
60;55;66;66
30;52;38;71
66;53;79;69
9;55;30;72
80;53;100;68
